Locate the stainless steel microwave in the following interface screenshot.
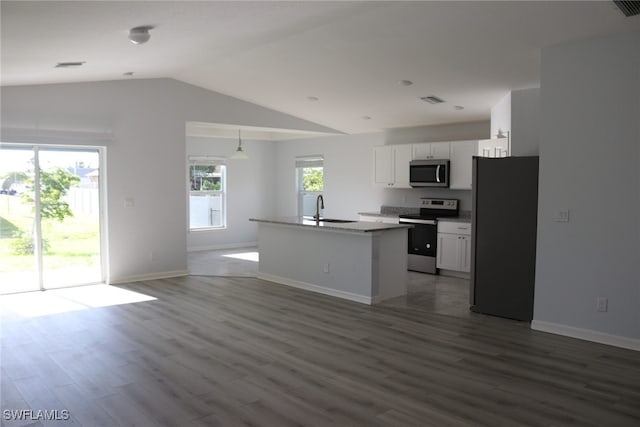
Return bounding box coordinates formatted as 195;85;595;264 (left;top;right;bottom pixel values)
409;159;450;187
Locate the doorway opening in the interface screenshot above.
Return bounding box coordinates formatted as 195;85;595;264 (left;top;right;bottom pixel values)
0;144;105;294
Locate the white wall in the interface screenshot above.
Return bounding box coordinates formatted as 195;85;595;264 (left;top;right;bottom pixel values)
490;93;511;137
275;133;387;219
186;136;277;250
533;31;640;349
275;121;489;217
1;78;334;282
511;88;540;156
491;88;540;156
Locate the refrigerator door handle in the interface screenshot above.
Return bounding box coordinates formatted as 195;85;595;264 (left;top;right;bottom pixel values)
435;165;441;183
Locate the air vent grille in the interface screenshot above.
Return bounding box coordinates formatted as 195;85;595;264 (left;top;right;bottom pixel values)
420;95;445;104
613;1;640;17
55;61;85;68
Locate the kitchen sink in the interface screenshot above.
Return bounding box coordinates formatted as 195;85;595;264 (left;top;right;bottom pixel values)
318;218;356;223
303;217;356;224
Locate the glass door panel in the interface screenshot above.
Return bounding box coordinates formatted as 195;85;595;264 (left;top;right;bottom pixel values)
0;147;39;294
39;149;102;289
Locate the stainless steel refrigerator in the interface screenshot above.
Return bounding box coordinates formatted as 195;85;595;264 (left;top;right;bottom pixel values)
470;156;539;321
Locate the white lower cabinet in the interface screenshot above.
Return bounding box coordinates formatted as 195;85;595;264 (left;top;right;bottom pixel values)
436;221;471;272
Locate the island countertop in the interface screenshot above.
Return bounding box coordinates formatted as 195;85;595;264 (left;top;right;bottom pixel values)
249;216;412;233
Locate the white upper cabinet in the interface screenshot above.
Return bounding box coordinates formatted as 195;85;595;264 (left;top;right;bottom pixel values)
373;146;393;186
373;144;412;188
411;142;450;160
374;138;507;190
449;140;477;190
449;138;509;190
393;144;412;187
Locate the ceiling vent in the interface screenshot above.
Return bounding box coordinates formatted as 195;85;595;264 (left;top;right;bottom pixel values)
55;61;85;68
420;95;446;104
613;1;640;17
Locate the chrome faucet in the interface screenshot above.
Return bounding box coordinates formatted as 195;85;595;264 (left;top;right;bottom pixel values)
314;195;324;221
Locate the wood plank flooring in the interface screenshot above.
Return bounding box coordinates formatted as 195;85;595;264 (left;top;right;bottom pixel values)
1;276;639;426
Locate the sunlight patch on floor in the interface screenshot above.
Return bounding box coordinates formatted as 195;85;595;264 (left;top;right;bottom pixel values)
222;251;259;262
0;284;156;318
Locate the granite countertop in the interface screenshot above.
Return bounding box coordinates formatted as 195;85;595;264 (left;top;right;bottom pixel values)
358;205;419;218
249;216;412;233
357;211;400;218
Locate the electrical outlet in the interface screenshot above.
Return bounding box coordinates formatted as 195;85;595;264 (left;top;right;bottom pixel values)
323;263;330;273
554;209;570;222
596;297;608;312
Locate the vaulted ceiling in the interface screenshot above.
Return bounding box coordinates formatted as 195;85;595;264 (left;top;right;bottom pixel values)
2;1;639;134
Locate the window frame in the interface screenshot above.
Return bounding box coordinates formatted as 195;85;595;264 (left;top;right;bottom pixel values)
296;156;324;218
188;157;227;231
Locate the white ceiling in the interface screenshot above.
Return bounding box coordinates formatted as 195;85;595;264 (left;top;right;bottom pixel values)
2;1;639;134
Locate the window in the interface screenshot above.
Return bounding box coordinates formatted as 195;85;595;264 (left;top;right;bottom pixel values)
188;157;226;230
296;156;324;217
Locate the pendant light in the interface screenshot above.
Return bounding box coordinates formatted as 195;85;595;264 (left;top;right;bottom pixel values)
231;129;248;160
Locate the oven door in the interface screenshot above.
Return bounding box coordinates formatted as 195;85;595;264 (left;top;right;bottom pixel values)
409;160;449;187
400;220;437;257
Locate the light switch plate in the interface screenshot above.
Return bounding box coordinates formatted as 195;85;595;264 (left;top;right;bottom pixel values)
554;209;569;222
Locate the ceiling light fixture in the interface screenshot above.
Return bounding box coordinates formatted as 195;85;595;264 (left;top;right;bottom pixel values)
230;129;248;160
420;95;445;104
128;26;154;45
55;61;85;68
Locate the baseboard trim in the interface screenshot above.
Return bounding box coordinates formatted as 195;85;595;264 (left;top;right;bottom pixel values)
257;272;373;305
187;242;258;252
531;320;640;352
111;270;189;284
438;269;471;279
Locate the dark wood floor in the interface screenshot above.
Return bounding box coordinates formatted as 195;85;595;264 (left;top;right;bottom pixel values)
1;276;639;426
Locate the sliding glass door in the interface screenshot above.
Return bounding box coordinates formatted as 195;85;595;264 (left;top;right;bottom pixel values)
0;147;39;293
0;144;104;294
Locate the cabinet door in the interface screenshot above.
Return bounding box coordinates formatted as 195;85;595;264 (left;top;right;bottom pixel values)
393;145;412;188
430;142;450;159
373;146;393;186
436;233;461;270
412;142;450;160
411;143;432;160
449;140;477;190
460;236;471;273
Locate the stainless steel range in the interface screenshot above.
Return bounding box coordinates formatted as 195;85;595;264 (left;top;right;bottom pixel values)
399;198;459;274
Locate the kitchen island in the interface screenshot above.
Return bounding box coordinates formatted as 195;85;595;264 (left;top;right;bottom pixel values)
249;217;411;304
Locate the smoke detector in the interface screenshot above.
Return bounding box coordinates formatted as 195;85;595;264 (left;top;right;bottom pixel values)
129;26;154;44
